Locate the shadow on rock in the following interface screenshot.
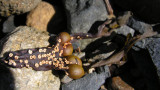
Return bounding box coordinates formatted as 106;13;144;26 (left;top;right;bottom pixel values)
0;63;15;90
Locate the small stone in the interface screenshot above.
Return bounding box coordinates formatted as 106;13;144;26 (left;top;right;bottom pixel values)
116;25;135;36
111;76;134;90
127;17;152;34
26;1;56;31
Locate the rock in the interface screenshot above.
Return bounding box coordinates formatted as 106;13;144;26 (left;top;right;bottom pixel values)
126;16;159;49
0;0;41;17
110;76;134;90
133;38;153;49
127;17;160;37
0;26;60;90
26;1;55;31
63;0;108;33
2;15;16;33
127;17;152;34
62;66;110;90
146;38;160;77
116;25;135;36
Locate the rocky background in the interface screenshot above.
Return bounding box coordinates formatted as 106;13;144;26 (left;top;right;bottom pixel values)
0;0;160;90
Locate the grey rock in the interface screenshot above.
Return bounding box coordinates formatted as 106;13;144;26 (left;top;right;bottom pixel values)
134;38;153;49
146;38;160;77
0;0;41;17
62;66;110;90
126;16;160;49
127;17;152;34
3;15;16;33
63;0;108;33
116;25;135;36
